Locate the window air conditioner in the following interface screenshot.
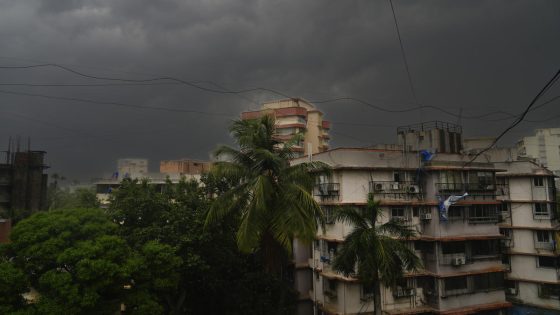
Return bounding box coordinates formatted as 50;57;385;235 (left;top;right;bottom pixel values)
451;256;466;266
407;185;420;193
374;183;384;191
420;213;432;220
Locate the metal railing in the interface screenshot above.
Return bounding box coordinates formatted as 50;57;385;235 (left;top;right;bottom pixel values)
314;183;340;199
436;182;496;192
535;242;555;251
369;181;422;197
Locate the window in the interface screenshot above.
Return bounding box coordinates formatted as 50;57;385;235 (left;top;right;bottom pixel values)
534;177;544;187
536;231;551;243
505;280;518;296
472;240;499;257
413;207;419;217
323;206;335;224
391;208;406;220
537;256;557;268
441;242;465;255
444;277;468;295
468;205;498;223
534;203;550;218
448;206;464;220
539;284;560;299
361;284;374;300
472;273;503;292
323;279;337;298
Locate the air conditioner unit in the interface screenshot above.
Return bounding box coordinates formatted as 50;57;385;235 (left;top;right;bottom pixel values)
420;213;432;220
390;183;401;190
407;185;420;193
374;183;384;191
394;288;415;298
451;256;466;266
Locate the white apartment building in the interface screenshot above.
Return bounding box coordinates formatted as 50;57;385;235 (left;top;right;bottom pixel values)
494;159;559;313
517;128;560;179
292;146;511;315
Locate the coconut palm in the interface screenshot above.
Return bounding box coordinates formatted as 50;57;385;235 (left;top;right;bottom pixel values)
205;115;328;273
332;194;422;315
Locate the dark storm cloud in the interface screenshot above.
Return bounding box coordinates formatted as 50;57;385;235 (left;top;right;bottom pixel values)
0;0;559;180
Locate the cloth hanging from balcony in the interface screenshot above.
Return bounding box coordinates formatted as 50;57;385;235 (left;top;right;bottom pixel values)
439;192;469;222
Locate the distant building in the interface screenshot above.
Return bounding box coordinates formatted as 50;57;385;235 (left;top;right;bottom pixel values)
117;158;148;179
241;98;330;157
517;128;560;179
0;150;49;243
160;159;211;175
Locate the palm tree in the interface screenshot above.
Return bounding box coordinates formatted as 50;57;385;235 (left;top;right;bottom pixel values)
332;194;422;315
205;115;328;273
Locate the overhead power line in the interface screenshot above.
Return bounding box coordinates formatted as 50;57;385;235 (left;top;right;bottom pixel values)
388;0;419;106
465;67;560;166
1;63;559;123
0;89;236;118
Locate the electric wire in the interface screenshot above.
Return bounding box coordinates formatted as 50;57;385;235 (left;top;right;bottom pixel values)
0;89;236;118
388;0;419;106
464;67;560;166
1;63;559;123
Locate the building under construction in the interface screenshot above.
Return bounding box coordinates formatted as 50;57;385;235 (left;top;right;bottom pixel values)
0;142;49;243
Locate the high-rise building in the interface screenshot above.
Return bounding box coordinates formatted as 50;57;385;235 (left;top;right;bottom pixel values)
517;128;560;179
0;149;49;243
241;98;330;157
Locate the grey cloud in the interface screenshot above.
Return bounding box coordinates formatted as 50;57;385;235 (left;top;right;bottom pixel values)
0;0;558;180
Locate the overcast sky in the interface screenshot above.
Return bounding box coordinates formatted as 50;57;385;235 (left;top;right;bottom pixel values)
0;0;559;181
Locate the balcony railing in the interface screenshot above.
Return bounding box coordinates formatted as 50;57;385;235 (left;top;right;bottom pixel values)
436;182;496;192
535;242;555;251
314;183;340;201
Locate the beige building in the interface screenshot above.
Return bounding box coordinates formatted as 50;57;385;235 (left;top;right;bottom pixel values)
464;145;560;314
241;98;330;157
160;159;211;175
291;122;512;315
117;158;148;178
517;128;560;179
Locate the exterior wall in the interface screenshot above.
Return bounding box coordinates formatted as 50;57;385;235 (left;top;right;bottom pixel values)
159;159;211;175
517;128;560;178
117;158;148;178
515;281;560;311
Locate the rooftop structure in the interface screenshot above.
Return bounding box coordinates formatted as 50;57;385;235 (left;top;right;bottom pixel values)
517;128;560;179
160;159;211;175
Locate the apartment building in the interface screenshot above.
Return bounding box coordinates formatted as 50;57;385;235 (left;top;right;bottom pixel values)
292;122;511;315
241;98;330;157
517;128;560;179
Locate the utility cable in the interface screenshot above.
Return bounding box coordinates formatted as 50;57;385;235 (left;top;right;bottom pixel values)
388;0;419;107
0;89;236;118
1;63;559;122
464;67;560;166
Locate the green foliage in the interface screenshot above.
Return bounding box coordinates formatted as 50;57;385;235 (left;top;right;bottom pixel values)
4;209;133;314
205;115;329;272
0;261;29;314
108;176;298;314
48;187;100;210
